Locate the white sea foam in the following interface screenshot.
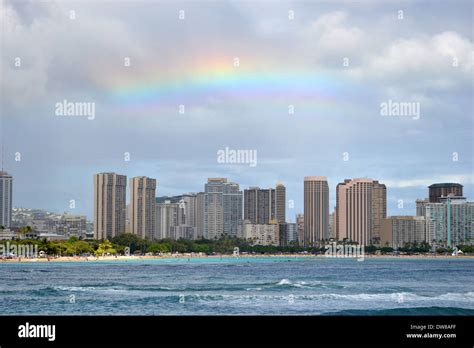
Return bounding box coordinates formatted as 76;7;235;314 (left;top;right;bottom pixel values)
277;279;291;285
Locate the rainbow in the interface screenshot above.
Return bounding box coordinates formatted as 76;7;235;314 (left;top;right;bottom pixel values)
97;57;355;110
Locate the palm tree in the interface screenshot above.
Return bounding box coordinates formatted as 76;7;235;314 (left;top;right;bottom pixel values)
17;225;33;239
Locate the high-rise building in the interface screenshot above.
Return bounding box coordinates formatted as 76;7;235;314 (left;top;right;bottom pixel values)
0;171;13;228
180;193;197;227
328;211;335;239
93;172;127;240
296;213;304;245
371;180;387;243
244;187;275;224
195;192;206;239
156;200;183;240
429;183;463;203
243;182;286;225
276;182;286;223
381;216;431;248
125;204;131;234
416;196;473;246
304;176;329;246
204;178;242;239
279;222;297;246
336;178;386;245
130;176;156;240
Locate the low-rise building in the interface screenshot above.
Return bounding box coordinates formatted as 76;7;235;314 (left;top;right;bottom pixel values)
381;216;431;248
238;220;279;246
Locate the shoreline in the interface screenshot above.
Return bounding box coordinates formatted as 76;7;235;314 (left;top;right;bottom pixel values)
1;253;473;263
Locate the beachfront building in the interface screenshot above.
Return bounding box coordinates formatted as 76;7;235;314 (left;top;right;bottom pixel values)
380;216;431;249
155;200;183;240
238;220;279;246
0;171;13;228
304;176;329;246
279;222;297;246
335;178;386;246
93;173;127;240
416;196;474;246
204;178;242;239
296;214;304;246
130;176;156;240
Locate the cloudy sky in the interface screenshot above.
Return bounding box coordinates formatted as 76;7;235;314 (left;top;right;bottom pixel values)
1;0;473;220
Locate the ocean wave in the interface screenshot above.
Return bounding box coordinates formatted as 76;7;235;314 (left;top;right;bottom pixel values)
298;291;474;302
160;291;474;304
274;278;344;289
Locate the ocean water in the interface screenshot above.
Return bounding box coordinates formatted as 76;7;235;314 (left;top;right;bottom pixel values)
0;257;473;315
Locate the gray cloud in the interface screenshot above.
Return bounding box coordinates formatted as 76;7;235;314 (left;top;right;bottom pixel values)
1;0;472;219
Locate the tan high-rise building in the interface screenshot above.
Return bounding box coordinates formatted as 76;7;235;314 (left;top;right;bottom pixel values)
276;182;286;223
130;176;156;240
304;176;329;246
335;178;386;245
93;172;127;240
371;180;387;243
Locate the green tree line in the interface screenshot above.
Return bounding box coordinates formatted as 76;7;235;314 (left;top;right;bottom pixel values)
1;233;473;256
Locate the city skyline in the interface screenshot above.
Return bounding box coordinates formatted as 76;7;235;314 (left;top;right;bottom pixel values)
4;169;471;248
3;168;473;222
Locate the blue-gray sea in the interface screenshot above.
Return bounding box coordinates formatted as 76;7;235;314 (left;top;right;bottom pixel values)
1;257;473;315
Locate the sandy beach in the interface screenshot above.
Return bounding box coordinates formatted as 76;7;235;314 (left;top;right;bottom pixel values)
1;253;472;263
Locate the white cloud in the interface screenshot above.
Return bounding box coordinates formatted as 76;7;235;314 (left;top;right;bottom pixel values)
349;31;473;92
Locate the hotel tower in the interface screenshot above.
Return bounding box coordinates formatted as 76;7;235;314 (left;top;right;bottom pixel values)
303;176;329;246
93;172;127;240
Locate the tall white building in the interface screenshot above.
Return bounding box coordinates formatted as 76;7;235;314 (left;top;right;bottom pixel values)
155;200;183;240
196;192;206;239
416;196;474;246
180;193;198;227
0;171;13;228
93;172;127;240
204;178;242;239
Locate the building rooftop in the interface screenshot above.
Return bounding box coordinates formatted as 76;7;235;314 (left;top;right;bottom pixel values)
429;183;463;188
304;176;327;181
